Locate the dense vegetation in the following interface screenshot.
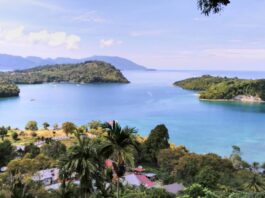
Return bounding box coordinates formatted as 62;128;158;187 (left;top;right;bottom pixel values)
1;121;265;197
0;81;20;98
174;75;265;101
0;61;129;84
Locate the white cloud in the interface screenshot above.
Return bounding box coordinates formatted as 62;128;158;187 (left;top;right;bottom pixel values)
99;39;122;48
0;25;24;41
66;35;80;49
0;24;81;50
73;11;105;23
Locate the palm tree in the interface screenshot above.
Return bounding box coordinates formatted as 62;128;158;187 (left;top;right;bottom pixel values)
245;173;265;192
251;162;260;173
101;121;138;198
63;133;100;198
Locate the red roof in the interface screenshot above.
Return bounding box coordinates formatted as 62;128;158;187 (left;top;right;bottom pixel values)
136;175;155;187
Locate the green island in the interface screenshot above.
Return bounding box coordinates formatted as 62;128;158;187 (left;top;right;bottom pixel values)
0;61;129;98
174;75;265;102
0;61;129;85
0;81;20;98
0;120;265;198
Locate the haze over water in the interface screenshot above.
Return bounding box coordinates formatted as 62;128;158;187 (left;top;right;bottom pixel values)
0;70;265;162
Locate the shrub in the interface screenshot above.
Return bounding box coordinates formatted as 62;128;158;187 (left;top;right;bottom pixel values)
31;131;37;137
11;132;18;141
25;121;38;131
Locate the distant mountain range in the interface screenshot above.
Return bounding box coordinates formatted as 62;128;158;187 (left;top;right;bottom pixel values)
0;54;151;71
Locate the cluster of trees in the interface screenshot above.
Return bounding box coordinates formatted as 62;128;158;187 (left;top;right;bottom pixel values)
174;75;230;91
0;81;20;98
0;121;173;198
174;75;265;101
0;61;129;84
1;121;265;197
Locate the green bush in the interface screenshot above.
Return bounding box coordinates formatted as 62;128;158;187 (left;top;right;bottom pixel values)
25;121;38;131
11;132;18;141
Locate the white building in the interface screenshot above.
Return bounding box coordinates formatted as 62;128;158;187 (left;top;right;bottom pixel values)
32;168;59;186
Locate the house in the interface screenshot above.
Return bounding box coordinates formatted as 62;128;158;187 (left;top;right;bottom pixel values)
124;173;155;188
45;180;81;191
34;141;45;147
163;182;185;195
32;168;59;186
45;183;61;190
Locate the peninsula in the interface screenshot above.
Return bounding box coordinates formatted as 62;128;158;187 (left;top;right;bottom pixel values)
174;75;265;102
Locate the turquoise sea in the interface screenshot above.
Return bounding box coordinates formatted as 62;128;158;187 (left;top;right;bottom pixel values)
1;70;265;162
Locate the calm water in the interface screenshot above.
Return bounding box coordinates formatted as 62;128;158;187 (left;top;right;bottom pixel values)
1;70;265;162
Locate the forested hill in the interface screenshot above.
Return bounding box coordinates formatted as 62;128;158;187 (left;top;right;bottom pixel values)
0;81;20;97
174;75;265;101
174;75;234;91
0;61;129;84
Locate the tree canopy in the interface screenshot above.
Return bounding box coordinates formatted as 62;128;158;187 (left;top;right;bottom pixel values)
140;124;170;165
198;0;230;15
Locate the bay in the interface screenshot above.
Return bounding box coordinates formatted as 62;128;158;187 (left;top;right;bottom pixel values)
0;70;265;162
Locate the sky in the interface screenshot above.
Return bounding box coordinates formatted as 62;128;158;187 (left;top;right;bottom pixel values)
0;0;265;70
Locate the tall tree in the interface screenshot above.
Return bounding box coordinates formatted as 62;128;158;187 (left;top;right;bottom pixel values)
0;140;15;167
230;145;243;169
0;126;7;141
62;122;76;136
198;0;230;15
63;133;101;198
41;141;66;159
25;121;38;131
24;143;40;158
101;121;138;198
43;122;50;130
142;124;170;164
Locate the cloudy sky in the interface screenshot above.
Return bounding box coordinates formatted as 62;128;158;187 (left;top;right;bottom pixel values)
0;0;265;70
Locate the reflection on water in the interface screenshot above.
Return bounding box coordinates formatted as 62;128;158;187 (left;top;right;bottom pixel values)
200;100;265;113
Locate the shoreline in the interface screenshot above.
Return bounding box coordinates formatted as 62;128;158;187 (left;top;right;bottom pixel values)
199;95;265;103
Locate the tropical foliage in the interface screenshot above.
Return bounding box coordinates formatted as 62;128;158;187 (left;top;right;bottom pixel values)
1;122;265;198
